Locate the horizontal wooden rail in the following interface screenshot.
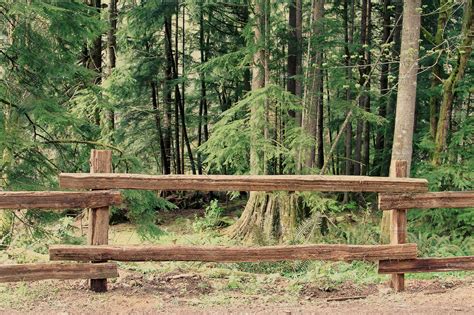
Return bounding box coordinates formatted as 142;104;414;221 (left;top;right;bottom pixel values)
378;256;474;273
49;243;418;262
59;174;428;193
379;191;474;210
0;191;122;209
0;263;118;282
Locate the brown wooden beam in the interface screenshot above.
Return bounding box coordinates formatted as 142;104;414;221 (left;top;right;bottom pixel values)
0;263;118;283
59;174;428;193
390;160;408;292
49;243;418;262
88;150;112;292
378;256;474;274
379;191;474;210
0;191;122;209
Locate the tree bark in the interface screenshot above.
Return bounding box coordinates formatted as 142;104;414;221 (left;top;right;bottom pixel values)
433;0;473;165
428;0;451;140
389;0;421;175
303;0;324;169
361;0;371;175
228;0;301;242
343;0;354;177
164;14;196;174
151;81;169;175
382;0;422;241
355;0;369;175
197;3;207;175
374;0;392;176
163;17;173;174
105;0;117;143
287;0;302;102
174;6;181;174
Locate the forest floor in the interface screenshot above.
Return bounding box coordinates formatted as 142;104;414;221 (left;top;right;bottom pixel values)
0;208;472;314
0;272;472;314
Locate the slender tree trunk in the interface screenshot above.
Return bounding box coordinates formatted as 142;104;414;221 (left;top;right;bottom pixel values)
287;0;302;105
105;0;117;143
181;3;186;173
381;0;422;241
303;0;324;169
163;17;173;174
355;0;369;175
151;81;169;175
197;3;206;175
287;0;297;102
382;0;403;177
165;13;197;175
316;63;324;169
375;0;391;176
429;0;451;140
433;0;473;165
361;0;372;175
174;7;181;174
295;0;303;125
343;0;354;177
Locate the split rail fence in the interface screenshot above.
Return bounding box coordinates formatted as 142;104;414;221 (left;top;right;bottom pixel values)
1;150;473;293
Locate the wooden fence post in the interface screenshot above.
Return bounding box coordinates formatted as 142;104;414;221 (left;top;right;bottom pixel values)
390;160;408;292
89;149;112;292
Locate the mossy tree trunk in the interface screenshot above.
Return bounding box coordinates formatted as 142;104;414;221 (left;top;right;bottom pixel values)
227;0;302;242
432;0;473;165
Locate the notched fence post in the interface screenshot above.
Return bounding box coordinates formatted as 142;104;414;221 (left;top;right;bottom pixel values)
390;160;408;292
88;149;112;292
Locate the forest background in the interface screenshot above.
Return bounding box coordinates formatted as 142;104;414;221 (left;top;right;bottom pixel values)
0;0;472;262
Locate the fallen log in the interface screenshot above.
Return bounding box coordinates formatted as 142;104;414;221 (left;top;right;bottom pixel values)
378;256;474;273
50;243;418;263
379;191;474;210
59;174;428;193
0;262;118;283
0;191;122;209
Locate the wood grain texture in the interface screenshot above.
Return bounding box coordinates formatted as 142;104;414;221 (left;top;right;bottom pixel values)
49;243;418;262
59;173;428;193
390;160;408;292
0;263;118;283
0;191;122;209
88;150;112;292
379;191;474;210
378;256;474;273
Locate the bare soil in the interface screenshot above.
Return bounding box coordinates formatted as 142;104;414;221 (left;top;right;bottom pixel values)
0;270;472;314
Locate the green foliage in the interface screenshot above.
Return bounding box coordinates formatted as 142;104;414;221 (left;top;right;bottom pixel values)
200;84;309;174
0;0;104;189
410;233;473;257
193;199;225;232
412;116;474;239
113;190;176;240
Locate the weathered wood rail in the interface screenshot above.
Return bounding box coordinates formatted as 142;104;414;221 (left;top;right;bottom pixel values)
0;262;118;283
59;173;429;193
379;191;474;210
378;257;474;274
0;191;122;209
49;244;418;263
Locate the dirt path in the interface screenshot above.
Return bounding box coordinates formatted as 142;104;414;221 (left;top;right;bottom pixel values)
0;270;472;314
